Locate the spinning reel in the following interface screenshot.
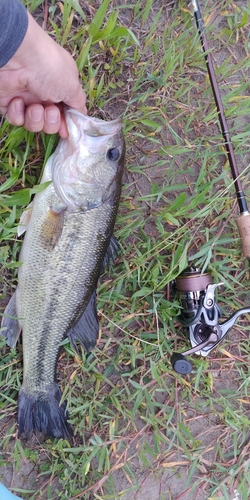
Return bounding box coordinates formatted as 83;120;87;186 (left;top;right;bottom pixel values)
170;267;250;374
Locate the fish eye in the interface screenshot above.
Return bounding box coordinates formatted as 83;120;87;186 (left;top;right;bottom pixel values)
107;147;120;161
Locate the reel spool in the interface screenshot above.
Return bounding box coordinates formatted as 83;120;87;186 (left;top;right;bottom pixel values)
171;267;250;375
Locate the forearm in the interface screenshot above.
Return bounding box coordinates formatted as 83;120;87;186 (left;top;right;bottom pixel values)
0;0;28;68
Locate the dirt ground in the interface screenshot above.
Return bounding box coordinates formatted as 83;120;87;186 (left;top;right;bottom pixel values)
1;0;250;499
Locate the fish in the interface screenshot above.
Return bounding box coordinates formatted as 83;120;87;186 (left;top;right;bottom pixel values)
1;108;125;440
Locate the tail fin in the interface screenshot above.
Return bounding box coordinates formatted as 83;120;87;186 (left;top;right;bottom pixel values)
18;383;72;440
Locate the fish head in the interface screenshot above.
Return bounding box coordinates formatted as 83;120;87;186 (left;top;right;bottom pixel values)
52;109;125;211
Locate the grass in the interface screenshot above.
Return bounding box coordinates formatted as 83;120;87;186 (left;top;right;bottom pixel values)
1;0;250;498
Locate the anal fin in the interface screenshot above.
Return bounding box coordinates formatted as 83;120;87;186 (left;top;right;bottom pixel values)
67;237;120;353
68;290;99;353
101;235;120;273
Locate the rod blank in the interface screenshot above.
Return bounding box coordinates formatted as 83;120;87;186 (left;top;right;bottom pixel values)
188;0;250;257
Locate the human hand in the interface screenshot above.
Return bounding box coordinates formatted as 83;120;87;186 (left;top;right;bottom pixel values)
0;12;87;138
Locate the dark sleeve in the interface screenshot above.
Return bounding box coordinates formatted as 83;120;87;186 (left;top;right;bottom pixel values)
0;0;28;68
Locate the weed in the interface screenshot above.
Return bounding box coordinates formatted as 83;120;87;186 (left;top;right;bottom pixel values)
1;0;250;499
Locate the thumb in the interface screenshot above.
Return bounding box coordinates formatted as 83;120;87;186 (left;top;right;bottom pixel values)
63;82;87;115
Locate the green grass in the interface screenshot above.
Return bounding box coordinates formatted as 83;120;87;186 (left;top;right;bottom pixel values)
1;0;250;499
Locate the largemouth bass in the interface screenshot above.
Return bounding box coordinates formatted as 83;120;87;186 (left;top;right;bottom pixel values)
1;109;125;439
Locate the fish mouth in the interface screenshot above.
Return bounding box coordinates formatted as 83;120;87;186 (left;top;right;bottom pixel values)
65;108;122;137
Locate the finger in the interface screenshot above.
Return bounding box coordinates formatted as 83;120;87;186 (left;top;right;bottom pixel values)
43;105;61;135
24;103;44;132
64;83;87;115
5;98;25;126
58;111;69;139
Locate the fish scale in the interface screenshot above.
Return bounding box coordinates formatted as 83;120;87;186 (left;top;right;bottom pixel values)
1;109;125;439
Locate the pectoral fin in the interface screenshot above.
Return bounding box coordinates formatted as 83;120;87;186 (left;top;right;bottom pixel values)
68;290;99;353
1;291;21;348
40;208;65;251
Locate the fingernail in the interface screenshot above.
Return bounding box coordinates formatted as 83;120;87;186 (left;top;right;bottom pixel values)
45;108;60;123
31;108;43;122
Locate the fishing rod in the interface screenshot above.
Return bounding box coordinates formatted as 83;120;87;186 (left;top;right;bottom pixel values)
167;2;250;374
188;0;250;259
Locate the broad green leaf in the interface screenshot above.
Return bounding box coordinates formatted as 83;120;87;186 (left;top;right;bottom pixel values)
0;171;21;193
88;0;112;37
77;36;93;70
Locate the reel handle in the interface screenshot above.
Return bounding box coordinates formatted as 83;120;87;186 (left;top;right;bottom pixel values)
171;330;219;374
